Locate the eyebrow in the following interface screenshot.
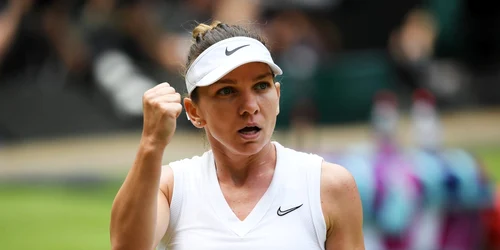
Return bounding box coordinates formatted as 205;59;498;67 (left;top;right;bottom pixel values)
214;78;237;85
214;71;273;85
253;72;273;82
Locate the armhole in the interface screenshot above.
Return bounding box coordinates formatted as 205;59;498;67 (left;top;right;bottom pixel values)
307;155;327;250
159;163;185;248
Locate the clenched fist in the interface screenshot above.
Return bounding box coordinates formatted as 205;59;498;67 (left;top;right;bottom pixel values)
141;82;182;147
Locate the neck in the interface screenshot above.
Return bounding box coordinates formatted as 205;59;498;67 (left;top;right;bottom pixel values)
210;142;277;187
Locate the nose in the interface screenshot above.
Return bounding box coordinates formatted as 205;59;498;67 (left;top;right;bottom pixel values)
238;91;259;116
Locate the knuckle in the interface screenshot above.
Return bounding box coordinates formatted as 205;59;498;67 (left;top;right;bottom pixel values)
166;87;176;93
172;103;182;110
144;90;156;99
161;103;182;114
159;102;172;110
149;99;160;107
142;95;150;104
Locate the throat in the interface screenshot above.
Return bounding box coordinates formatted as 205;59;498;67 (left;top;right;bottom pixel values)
217;162;272;187
214;143;277;186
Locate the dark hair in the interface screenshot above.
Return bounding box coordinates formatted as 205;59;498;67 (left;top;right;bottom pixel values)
185;21;269;103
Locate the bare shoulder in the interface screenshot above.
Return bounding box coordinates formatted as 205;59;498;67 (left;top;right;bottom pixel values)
159;165;174;205
320;161;358;197
320;161;362;236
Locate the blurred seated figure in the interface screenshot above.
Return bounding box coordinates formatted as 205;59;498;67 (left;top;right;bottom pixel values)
408;88;495;250
325;88;496;249
325;90;422;250
367;91;422;250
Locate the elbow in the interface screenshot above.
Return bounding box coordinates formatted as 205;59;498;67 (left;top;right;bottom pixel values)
110;235;131;250
110;241;128;250
111;241;156;250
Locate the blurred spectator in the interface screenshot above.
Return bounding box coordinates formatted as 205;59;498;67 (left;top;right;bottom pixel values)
0;0;32;68
389;0;500;107
0;0;89;85
86;0;261;120
1;0;498;139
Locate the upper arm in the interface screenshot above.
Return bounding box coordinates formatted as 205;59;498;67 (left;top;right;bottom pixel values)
153;165;174;249
321;161;365;250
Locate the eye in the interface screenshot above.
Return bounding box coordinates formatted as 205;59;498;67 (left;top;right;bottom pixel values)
255;82;271;90
217;87;235;96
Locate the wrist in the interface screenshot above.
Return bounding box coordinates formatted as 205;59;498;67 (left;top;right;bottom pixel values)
139;135;168;152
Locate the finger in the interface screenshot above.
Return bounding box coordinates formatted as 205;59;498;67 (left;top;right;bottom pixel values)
172;103;183;118
144;86;175;100
154;86;176;96
146;82;172;93
161;103;183;118
152;92;181;103
156;82;171;88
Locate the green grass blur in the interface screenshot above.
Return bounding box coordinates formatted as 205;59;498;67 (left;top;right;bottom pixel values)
0;146;498;250
0;183;120;250
474;146;500;183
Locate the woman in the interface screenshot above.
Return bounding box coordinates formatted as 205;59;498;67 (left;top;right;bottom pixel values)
110;21;364;250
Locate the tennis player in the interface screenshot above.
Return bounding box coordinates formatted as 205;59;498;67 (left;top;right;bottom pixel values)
110;21;365;250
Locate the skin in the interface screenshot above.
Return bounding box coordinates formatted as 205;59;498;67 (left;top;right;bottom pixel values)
110;62;365;250
185;62;281;184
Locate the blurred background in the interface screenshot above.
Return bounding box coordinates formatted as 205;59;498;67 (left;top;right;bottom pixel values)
0;0;499;249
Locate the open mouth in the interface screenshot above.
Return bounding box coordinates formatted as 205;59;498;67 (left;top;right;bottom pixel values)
238;126;262;135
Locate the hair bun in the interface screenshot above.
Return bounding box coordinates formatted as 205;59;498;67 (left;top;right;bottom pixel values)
192;21;222;40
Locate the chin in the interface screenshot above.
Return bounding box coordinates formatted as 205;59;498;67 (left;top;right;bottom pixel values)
208;128;273;156
224;136;272;157
235;140;269;155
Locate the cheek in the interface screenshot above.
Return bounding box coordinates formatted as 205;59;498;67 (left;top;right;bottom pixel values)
204;109;237;142
203;103;235;128
261;93;279;115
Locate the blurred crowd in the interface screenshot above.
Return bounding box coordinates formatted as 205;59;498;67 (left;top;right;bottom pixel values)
1;0;500;140
313;89;498;250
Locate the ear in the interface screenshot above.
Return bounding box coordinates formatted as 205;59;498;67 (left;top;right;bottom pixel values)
184;97;205;128
275;82;281;115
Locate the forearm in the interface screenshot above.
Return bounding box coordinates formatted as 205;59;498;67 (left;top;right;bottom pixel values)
110;140;165;250
0;5;23;64
213;0;260;25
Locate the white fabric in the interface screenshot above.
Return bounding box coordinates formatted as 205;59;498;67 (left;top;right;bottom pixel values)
185;37;283;95
157;141;326;250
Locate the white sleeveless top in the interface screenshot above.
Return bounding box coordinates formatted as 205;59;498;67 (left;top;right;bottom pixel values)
157;141;326;250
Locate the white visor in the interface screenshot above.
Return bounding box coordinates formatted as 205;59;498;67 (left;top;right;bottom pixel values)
185;36;283;95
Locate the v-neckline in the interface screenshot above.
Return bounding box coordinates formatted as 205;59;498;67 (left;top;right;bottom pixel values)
205;142;283;237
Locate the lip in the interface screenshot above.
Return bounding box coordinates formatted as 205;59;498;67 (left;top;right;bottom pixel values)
237;123;262;140
237;122;261;131
242;122;259;128
238;129;261;140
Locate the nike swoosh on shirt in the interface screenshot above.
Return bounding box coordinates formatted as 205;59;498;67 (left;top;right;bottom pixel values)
277;204;303;216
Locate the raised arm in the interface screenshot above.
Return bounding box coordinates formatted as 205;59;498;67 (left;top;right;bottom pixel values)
110;83;182;250
321;161;365;250
0;0;32;64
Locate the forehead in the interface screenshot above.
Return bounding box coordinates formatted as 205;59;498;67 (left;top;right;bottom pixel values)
218;62;273;82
